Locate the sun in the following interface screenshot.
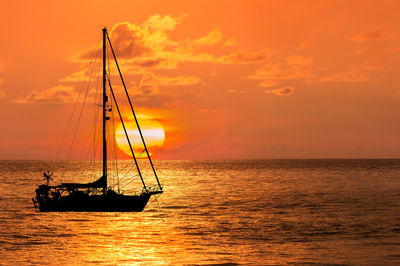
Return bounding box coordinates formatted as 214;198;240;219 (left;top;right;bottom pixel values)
115;117;165;158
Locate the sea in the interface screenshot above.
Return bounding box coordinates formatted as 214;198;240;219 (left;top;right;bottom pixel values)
0;159;399;265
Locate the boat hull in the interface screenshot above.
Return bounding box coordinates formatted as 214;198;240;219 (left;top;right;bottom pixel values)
36;193;152;212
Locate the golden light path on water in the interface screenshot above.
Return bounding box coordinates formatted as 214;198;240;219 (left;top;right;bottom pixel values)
115;118;165;158
1;160;400;264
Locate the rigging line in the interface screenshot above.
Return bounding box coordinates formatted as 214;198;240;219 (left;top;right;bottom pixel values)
67;43;100;160
119;165;137;181
111;97;120;193
56;38;102;160
107;76;148;191
137;148;146;159
120;157;135;172
122;188;143;193
89;63;102;179
85;108;101;181
117;161;137;183
118;176;141;188
107;122;117;190
118;180;141;191
117;167;140;183
114;156;133;176
80;90;102;162
118;173;139;185
57;48;100;182
68;60;99;162
80;109;102;180
106;32;162;190
147;194;161;209
106;54;115;189
107;47;120;193
106;124;113;189
92;57;102;175
118;167;139;182
91;94;103;174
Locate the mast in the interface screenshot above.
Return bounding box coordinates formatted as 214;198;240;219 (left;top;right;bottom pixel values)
102;27;107;194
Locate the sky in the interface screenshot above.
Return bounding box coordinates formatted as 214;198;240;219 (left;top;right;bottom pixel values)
0;0;399;160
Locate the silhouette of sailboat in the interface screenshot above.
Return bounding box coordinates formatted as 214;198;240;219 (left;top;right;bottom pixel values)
32;28;163;212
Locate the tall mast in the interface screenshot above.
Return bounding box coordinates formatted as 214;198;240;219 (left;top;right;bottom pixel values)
102;27;107;194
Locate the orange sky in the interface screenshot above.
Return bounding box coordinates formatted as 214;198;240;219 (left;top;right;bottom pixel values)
0;0;400;159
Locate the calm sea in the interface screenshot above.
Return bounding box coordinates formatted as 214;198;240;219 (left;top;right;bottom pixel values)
0;159;399;265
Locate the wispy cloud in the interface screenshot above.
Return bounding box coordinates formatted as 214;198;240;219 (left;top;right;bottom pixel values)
143;14;187;31
59;69;92;82
0;90;5;99
251;53;372;89
140;72;201;87
217;51;268;64
319;71;369;82
298;40;312;50
286;55;312;66
14;85;79;104
258;80;279;87
351;29;388;41
192;29;223;46
227;89;245;94
249;56;314;82
224;37;238;47
247;56;313;95
265;86;294;96
362;58;383;70
380;45;400;54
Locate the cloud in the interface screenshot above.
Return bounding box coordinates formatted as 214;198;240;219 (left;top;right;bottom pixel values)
132;58;166;68
217;51;268;64
108;22;155;59
265;86;294;96
286;55;312;66
224;37;238;47
192;29;223;46
143;14;187;31
351;29;387;41
362;58;383;70
14;85;79;104
319;71;369;82
80;22;163;60
140;72;201;87
227;89;245;94
251;55;370;86
380;45;400;54
249;58;314;82
248;55;314;89
258;80;279;87
298;40;312;50
199;108;217;112
138;86;160;95
0;90;5;99
77;16;266;73
160;50;214;65
78;18;227;70
59;69;91;82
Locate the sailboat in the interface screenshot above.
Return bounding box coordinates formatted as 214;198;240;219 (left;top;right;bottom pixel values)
32;27;163;212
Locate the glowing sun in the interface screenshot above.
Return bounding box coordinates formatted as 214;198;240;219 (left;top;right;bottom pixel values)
115;117;165;158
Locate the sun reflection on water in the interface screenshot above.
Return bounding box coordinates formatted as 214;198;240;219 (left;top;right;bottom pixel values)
1;160;400;265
